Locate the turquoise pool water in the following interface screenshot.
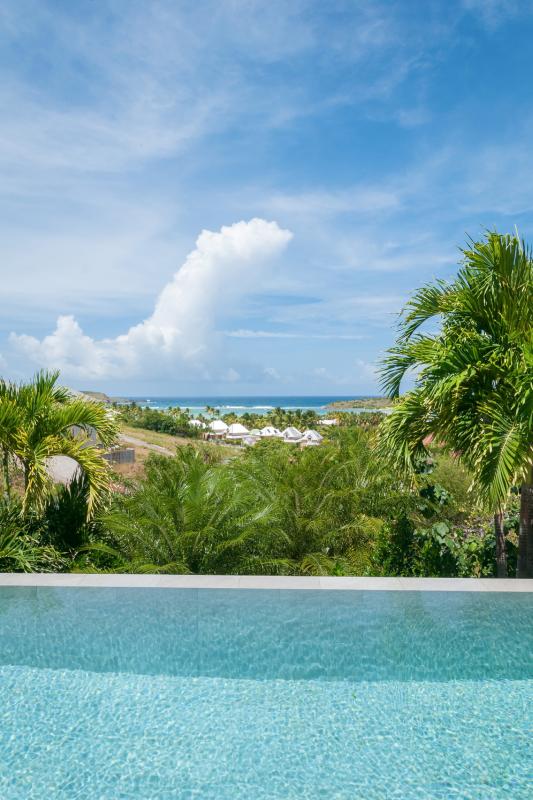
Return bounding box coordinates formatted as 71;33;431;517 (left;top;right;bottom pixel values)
0;588;531;799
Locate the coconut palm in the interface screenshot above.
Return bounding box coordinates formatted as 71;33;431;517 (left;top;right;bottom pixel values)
379;232;533;577
0;371;118;517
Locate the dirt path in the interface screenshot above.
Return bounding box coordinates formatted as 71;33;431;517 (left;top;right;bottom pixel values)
45;434;173;487
118;433;174;456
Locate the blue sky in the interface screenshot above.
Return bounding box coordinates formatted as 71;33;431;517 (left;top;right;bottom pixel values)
1;0;533;395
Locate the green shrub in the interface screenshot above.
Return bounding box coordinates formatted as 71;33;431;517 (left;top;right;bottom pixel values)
0;500;66;572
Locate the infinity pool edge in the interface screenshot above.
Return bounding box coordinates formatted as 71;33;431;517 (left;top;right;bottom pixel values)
0;573;531;591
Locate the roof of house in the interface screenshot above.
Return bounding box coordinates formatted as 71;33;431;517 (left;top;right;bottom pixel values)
209;419;228;432
227;422;249;436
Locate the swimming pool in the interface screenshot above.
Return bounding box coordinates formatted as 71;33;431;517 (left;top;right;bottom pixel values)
0;577;531;799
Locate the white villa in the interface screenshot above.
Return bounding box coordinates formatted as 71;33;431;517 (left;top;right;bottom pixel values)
260;426;282;438
226;422;250;440
208;420;229;437
302;429;323;444
282;426;303;442
201;419;323;447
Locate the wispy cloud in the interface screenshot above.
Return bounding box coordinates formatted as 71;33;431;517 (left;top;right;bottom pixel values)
312;358;377;385
0;0;426;180
264;187;400;217
461;0;530;28
225;329;366;340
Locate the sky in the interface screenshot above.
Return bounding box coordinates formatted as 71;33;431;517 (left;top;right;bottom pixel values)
2;0;533;396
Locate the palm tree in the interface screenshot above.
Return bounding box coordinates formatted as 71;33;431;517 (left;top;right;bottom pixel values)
102;446;277;574
379;232;533;577
0;371;118;517
102;432;384;576
0;389;22;498
233;430;388;575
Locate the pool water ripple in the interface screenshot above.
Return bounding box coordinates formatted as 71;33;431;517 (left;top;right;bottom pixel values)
0;587;531;798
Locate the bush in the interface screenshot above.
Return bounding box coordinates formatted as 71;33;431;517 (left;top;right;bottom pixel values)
119;405;200;437
370;512;518;578
0;500;66;572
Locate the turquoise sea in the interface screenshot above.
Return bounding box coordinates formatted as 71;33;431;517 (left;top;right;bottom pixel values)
126;395;384;416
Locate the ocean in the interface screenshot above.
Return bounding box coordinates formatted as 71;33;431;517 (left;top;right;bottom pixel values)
125;396;380;417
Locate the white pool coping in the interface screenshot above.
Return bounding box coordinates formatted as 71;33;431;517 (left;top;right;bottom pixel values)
0;573;531;591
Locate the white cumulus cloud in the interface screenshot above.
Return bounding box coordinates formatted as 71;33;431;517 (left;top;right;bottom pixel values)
10;218;292;381
264;366;281;380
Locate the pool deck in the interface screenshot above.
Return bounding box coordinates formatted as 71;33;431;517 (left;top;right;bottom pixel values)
0;574;531;591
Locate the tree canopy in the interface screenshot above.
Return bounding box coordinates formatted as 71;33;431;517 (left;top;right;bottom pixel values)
379;231;533;576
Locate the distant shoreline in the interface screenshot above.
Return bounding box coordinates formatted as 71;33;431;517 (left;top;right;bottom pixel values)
78;391;394;415
326;397;393;410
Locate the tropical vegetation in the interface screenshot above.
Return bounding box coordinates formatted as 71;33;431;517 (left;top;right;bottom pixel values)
379;231;533;577
0;371;117;516
0;422;516;577
119;404;200;437
98;433;511;577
